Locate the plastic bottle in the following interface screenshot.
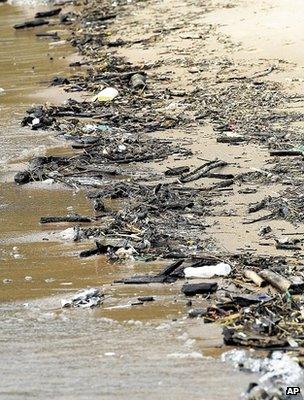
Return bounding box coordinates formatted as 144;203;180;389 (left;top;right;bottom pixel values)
184;262;231;279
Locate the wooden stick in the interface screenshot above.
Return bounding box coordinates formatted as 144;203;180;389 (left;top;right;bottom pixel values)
269;150;303;157
181;160;227;183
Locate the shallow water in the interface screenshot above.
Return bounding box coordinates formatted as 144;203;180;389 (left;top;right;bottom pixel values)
0;2;97;301
0;3;72;164
0;3;254;399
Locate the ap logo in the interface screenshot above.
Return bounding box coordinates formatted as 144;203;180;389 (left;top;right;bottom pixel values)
285;387;303;399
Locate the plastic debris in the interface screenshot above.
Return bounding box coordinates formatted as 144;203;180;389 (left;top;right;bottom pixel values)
184;262;231;279
114;246;136;261
188;308;208;318
93;87;119;102
129;73;146;89
61;288;103;308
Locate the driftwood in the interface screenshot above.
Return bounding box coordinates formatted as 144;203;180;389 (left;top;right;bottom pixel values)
248;198;268;213
165;166;190;176
79;241;120;258
35;8;62;18
207;173;234;179
36;32;59;39
156;259;184;277
115;260;184;284
216;136;246;143
138;296;154;302
243;212;275;224
180;160;227;183
40;215;91;224
115;275;171;284
269;150;303;157
275;242;302;251
14;19;49;29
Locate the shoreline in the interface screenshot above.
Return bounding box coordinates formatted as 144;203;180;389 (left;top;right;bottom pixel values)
11;0;304;396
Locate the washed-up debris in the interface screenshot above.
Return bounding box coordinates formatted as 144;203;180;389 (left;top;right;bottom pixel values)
15;0;304;383
35;8;62;18
180;159;227;183
14;170;32;185
45;278;55;283
51;76;70;86
21;106;54;130
269;149;303;157
275;237;302;251
14;19;49;29
243;269;266;287
93;87;119;102
130;73;146;89
223;292;304;348
165;166;190;176
112;246;137;262
248;197;269;214
258;225;272;236
216;136;246;144
61;288;103;308
188;308;208;318
36;32;60;40
79;240;120;258
258;270;292;293
182;282;218;296
231;293;272;307
138;296;154;302
184;262;231;278
40;214;91;224
116;260;184;284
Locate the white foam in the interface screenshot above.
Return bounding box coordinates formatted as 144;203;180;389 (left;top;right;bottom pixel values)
167;352;203;359
8;0;48;5
222;349;304;388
